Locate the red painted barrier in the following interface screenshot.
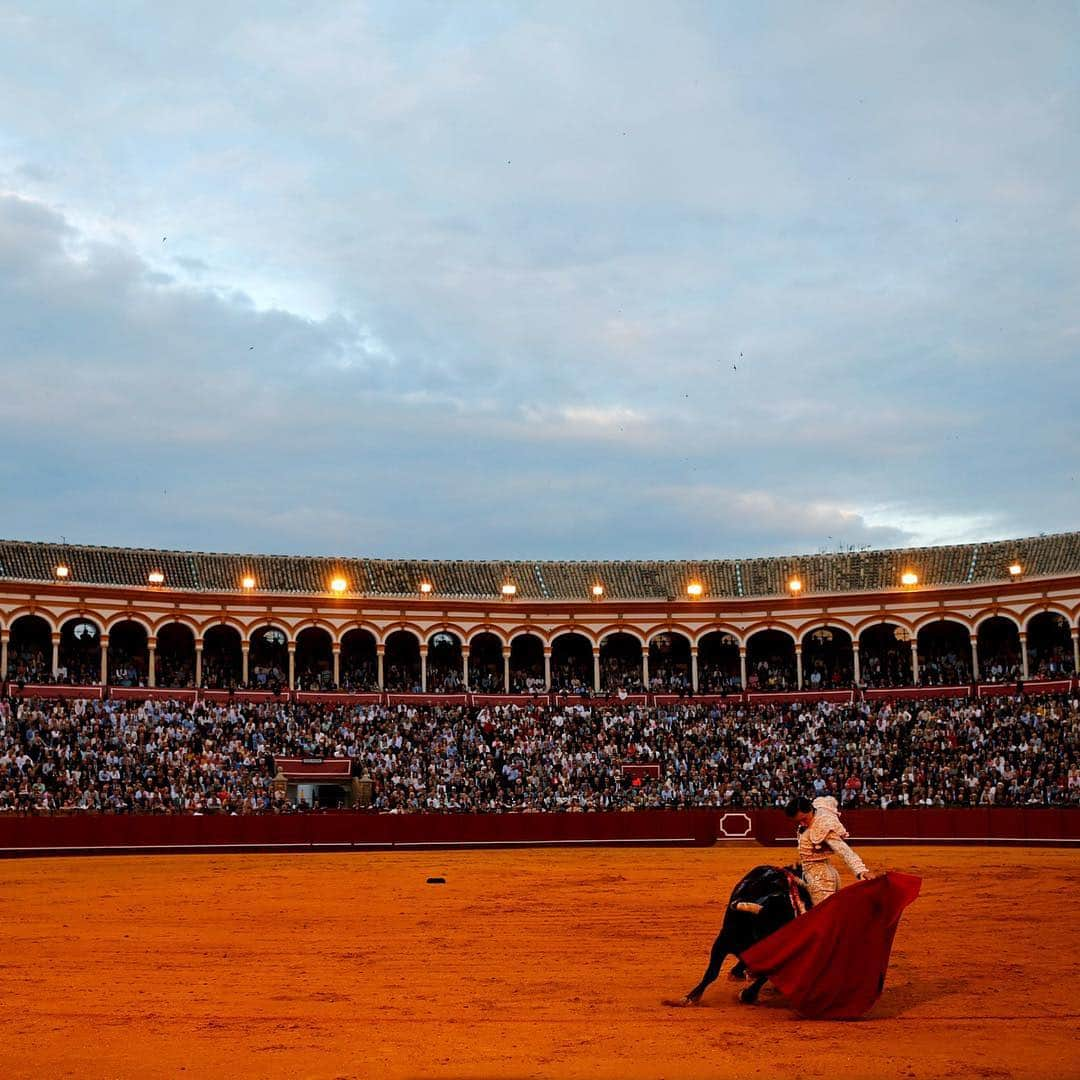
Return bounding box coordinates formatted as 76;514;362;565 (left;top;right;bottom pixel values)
6;681;1079;708
471;694;544;706
386;693;469;706
200;690;283;704
752;807;1080;846
747;690;854;706
110;687;198;703
6;684;104;700
1022;679;1074;695
294;691;382;706
863;685;971;701
0;809;721;856
0;808;1074;858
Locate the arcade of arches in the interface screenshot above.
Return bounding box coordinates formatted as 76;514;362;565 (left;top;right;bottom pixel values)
3;605;1079;693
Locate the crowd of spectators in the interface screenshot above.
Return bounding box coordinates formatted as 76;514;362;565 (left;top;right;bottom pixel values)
0;692;1076;814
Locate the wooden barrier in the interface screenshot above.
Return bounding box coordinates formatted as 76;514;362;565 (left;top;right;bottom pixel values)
0;807;1075;858
6;682;1077;707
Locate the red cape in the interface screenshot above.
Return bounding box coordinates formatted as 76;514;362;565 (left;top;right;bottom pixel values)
740;871;921;1019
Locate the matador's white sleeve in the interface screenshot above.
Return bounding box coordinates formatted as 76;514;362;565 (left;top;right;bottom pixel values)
825;837;868;877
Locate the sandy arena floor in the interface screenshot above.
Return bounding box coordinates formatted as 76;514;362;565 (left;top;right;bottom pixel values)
0;845;1077;1079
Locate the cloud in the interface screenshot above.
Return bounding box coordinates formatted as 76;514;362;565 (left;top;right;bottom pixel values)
0;4;1078;557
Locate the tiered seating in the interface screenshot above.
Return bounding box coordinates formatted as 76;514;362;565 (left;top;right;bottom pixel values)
972;533;1080;582
1;533;1077;598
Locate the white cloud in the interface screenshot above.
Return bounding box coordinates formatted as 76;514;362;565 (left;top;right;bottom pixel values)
0;4;1078;556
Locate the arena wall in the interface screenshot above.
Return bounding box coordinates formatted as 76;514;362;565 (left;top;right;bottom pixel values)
0;807;1076;857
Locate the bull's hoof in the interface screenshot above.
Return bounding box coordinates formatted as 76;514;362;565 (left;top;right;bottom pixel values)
738;987;760;1005
661;996;696;1008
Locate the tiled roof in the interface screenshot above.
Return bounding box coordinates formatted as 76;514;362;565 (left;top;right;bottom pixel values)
0;533;1077;600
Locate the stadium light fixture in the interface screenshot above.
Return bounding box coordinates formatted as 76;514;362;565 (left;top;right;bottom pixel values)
900;571;919;587
419;581;433;594
686;582;704;598
330;576;348;593
788;577;802;593
1008;563;1023;577
501;583;517;597
54;564;70;579
591;583;604;598
147;570;165;585
241;575;256;590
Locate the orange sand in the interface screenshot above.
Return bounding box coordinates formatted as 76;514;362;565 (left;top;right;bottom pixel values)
0;845;1077;1079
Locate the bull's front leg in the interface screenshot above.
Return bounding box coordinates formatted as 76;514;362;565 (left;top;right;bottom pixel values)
663;930;729;1006
738;975;768;1005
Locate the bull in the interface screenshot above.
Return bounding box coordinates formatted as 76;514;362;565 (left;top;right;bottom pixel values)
666;864;812;1007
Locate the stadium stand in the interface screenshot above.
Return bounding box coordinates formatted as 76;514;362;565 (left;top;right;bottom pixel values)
0;694;1075;814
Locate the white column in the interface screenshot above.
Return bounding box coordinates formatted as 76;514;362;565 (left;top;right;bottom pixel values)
100;637;109;685
51;635;59;678
462;646;470;689
241;642;249;685
690;648;699;693
910;639;919;685
332;644;341;687
1072;629;1079;676
642;652;650;690
377;648;385;690
195;641;204;687
148;640;157;688
503;647;510;693
795;646;803;690
1;632;9;679
852;641;861;686
970;635;979;683
287;644;296;691
420;648;428;692
1019;633;1029;680
543;650;551;691
739;648;747;690
592;649;601;693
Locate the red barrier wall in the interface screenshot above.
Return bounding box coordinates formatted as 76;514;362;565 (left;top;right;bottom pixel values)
0;808;1075;858
7;681;1079;707
746;690;854;705
751;807;1080;846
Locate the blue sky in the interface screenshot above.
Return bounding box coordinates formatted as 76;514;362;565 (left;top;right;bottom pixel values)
1;1;1077;558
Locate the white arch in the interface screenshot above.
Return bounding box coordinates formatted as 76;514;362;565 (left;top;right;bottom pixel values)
382;625;423;648
152;614;201;638
973;610;1022;634
104;612;154;638
247;622;292;646
797;622;854;646
693;624;745;648
549;626;598;647
1022;604;1074;633
745;625;798;648
912;613;972;637
294;622;335;644
7;610;57;636
598;626;646;648
645;628;693;651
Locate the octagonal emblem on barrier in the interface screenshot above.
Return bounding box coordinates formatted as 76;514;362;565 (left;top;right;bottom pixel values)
718;812;752;838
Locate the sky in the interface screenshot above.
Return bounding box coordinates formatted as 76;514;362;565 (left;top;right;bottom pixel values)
0;1;1078;559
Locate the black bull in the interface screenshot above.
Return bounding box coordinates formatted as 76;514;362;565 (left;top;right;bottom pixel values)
673;864;813;1007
